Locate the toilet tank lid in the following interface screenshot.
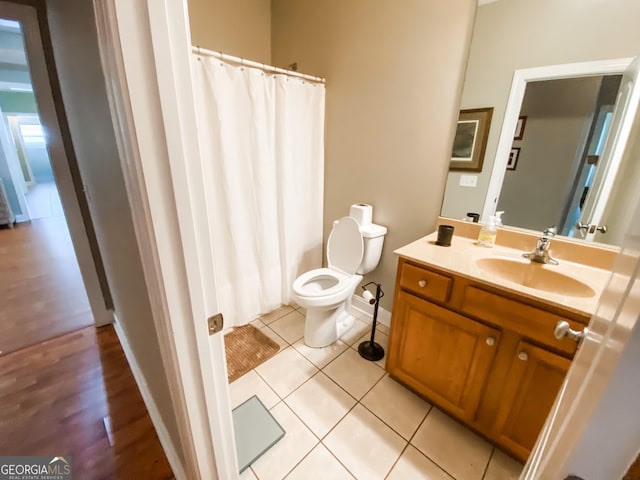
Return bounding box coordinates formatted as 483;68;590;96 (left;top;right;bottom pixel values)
359;223;387;238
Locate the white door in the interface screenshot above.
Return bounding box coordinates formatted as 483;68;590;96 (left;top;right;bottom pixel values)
523;199;640;478
145;1;239;479
578;57;640;241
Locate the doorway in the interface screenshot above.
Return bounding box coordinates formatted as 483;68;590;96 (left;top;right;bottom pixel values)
0;11;106;354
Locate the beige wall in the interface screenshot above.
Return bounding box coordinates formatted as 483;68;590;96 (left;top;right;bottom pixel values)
441;0;640;223
46;0;183;463
497;77;602;231
272;0;476;309
188;0;271;63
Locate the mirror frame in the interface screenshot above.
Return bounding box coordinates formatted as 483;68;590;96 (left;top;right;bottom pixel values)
479;58;634;230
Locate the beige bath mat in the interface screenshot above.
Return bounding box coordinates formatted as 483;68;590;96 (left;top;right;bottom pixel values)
225;325;280;383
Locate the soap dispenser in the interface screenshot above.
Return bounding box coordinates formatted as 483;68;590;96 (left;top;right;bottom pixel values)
478;215;498;247
495;211;504;227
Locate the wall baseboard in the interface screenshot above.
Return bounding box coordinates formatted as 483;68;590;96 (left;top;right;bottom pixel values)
351;294;392;328
113;318;187;480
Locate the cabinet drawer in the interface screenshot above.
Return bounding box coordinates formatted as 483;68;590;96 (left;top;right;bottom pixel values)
399;262;452;303
461;286;579;356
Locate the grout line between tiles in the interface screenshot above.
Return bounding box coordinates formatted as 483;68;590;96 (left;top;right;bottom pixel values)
271;402;321;479
318;439;359;480
317;403;362;478
481;448;496;480
383;442;410;480
244;367;283;405
405;405;466;480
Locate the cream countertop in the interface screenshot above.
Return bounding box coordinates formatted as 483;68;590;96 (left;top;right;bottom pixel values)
394;232;612;317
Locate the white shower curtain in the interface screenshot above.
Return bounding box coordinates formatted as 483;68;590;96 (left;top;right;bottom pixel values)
192;55;325;327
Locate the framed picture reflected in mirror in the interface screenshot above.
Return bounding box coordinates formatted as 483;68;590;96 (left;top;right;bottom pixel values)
507;147;520;170
450;107;493;172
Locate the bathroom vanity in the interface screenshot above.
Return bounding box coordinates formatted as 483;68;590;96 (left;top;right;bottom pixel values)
386;220;614;463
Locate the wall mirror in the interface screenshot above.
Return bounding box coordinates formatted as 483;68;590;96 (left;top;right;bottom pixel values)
440;0;640;246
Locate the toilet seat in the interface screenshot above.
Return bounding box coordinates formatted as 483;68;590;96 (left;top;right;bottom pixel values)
292;268;352;299
293;217;364;303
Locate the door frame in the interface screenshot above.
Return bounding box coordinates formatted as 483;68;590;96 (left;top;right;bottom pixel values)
93;0;237;478
481;58;634;224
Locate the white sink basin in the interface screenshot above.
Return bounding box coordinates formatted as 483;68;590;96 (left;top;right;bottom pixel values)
476;257;596;298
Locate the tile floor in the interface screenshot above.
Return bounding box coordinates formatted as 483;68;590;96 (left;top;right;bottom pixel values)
230;305;524;480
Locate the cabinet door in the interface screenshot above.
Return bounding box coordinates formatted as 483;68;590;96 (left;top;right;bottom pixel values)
493;340;571;461
387;291;500;421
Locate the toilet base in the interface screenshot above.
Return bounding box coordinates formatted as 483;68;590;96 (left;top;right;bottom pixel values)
303;300;355;348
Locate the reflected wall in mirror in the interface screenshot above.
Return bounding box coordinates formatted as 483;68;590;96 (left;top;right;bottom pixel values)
440;0;640;246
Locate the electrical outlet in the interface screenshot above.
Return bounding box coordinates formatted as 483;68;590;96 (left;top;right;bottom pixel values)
459;175;478;187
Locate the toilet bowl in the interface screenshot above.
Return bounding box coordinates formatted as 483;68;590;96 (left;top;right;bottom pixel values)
292;215;386;348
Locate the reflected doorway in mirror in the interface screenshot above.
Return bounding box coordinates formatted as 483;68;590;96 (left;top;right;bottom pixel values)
450;107;494;172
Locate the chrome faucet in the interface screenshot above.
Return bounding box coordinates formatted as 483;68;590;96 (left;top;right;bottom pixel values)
523;227;559;265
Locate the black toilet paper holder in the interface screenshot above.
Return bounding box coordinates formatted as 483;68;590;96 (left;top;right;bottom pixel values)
358;282;385;362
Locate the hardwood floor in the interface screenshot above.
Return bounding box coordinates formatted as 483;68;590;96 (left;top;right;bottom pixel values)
0;217;94;355
0;325;174;479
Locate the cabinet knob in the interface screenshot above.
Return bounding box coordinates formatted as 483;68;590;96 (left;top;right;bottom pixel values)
554;321;588;344
518;351;528;361
486;336;496;346
418;279;428;288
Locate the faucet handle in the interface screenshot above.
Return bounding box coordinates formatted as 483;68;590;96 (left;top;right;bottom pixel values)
543;226;557;237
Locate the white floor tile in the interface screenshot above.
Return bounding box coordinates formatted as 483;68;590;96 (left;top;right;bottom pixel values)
361;375;431;440
285;444;354;480
354;330;389;368
386;445;453;480
285;372;356;438
260;305;296;325
293;338;348;369
256;347;318;398
323;348;385;400
411;409;492;480
250;402;318;480
340;318;371;346
250;318;266;329
324;404;406;480
269;310;306;344
259;326;289;350
230;370;280;409
240;467;258;479
376;322;390;335
483;449;523;480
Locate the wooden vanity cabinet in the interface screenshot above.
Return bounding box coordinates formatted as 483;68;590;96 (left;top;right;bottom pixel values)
492;340;571;460
388;291;500;422
386;258;588;463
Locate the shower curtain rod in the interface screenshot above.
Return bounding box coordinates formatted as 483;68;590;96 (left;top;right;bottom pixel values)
192;46;326;84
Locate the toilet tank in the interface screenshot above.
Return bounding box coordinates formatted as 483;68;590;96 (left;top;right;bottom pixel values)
356;223;387;275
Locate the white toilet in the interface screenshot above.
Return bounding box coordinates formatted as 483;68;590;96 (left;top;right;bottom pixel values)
292;215;387;348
